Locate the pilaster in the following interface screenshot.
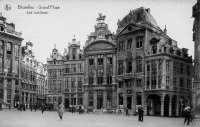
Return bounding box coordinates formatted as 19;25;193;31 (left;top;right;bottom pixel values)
103;90;107;109
94;90;97;110
160;94;165;116
11;79;15;107
169;95;172;116
103;56;107;85
3;79;7;103
112;54;117;84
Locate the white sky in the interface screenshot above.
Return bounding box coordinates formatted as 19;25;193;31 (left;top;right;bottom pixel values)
0;0;196;63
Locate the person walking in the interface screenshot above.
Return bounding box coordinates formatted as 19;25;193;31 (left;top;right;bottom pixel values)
42;104;45;114
57;102;64;120
138;106;144;122
184;106;191;125
79;105;82;115
34;104;37;112
125;107;129;116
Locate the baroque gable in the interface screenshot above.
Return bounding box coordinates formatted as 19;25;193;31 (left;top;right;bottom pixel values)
85;41;116;52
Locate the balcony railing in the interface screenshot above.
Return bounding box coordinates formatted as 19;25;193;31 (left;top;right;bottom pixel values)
117;72;144;80
145;85;192;92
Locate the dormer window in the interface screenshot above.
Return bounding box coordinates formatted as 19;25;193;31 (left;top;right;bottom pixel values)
136;36;143;49
79;54;82;59
73;54;76;60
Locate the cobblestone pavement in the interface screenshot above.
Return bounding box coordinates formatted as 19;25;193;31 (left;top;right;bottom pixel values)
0;109;196;127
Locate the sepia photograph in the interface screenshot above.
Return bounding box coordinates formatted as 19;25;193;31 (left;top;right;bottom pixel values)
0;0;200;127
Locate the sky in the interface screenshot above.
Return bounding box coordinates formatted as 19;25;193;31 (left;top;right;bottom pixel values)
0;0;197;63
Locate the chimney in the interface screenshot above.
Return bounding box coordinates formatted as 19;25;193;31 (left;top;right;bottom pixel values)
164;25;167;35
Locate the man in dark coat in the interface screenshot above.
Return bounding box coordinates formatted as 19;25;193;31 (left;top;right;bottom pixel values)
184;107;191;125
138;106;144;122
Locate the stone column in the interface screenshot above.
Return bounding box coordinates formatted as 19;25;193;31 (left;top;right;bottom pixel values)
11;79;15;107
112;54;117;84
142;94;148;115
76;94;78;105
123;93;127;109
162;59;166;89
103;90;107;109
85;57;89;85
3;79;7;103
24;92;26;104
161;95;165;116
176;95;179;117
28;93;30;108
94;91;97;110
103;56;107;85
83;91;88;109
169;95;172;117
93;56;97;85
112;90;117;109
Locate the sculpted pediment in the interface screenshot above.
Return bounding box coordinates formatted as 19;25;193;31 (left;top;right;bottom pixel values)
118;24;141;36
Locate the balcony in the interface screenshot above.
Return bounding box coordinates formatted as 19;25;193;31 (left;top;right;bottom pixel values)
145;85;192;92
117;72;144;80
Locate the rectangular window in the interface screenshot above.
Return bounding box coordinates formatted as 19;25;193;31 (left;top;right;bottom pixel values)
7;42;12;55
180;77;184;87
151;60;157;75
151;43;157;54
107;73;112;85
180;63;184;74
136;59;142;72
166;76;170;86
88;91;94;106
158;59;162;71
136;92;142;105
147;61;150;72
118;62;124;75
71;64;76;73
98;55;103;65
151;76;156;89
136;79;142;87
126;80;131;88
119;82;123;88
65;64;70;73
173;77;177;87
15;45;19;57
119;41;125;52
136;36;143;48
71;77;76;88
147;77;150;89
65;77;70;89
127;61;132;73
187;79;190;88
78;63;83;72
107;54;112;65
98;69;103;84
118;93;123;105
77;77;82;88
89;56;94;65
166;60;170;72
58;69;62;76
187;65;190;76
127;39;132;50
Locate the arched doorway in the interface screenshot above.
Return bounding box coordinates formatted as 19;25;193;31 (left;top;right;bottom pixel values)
172;95;177;116
164;95;170;116
147;94;161;116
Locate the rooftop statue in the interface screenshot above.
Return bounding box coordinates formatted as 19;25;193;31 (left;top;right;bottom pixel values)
96;13;106;22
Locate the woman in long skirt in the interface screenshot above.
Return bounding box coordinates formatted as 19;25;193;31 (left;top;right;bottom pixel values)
57;102;64;120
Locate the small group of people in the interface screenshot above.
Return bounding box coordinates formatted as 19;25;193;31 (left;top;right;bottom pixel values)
125;106;144;122
183;106;195;125
78;105;84;115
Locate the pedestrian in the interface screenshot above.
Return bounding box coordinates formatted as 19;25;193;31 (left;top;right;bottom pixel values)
57;102;64;120
34;104;37;112
42;104;45;114
125;107;129;116
79;105;82;115
30;105;32;111
184;106;191;125
138;106;144;122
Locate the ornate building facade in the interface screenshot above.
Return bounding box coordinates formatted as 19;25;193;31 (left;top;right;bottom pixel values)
36;62;48;107
46;46;64;105
62;38;84;108
0;13;23;108
193;0;200;113
116;7;193;116
21;42;37;108
83;14;117;111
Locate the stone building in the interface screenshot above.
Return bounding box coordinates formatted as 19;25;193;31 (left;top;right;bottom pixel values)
116;7;193;116
21;42;37;108
36;62;48;107
83;14;117;111
192;0;200;112
0;13;23;108
46;46;64;105
62;37;84;108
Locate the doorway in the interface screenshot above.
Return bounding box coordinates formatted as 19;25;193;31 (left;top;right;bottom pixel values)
127;96;132;109
65;98;69;108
